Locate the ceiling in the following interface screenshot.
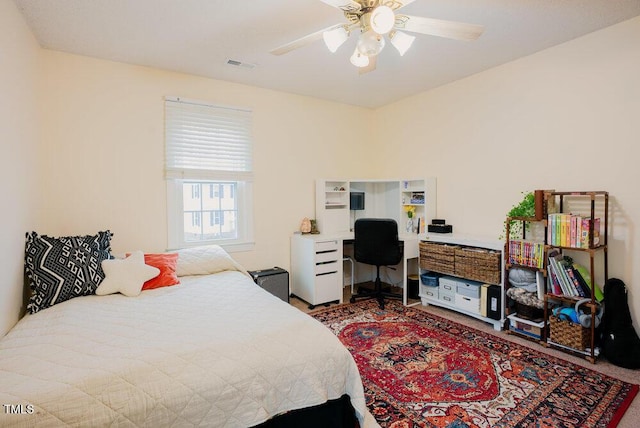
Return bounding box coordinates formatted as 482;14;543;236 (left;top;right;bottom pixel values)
14;0;640;109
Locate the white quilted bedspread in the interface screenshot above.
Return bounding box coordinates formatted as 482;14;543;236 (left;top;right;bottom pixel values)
0;271;368;427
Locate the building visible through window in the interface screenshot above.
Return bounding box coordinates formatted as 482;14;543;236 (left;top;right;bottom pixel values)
183;182;237;241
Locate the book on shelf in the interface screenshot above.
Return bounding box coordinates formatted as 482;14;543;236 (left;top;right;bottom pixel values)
572;262;605;302
536;271;546;301
508;240;544;269
547;214;601;249
570;215;577;248
547;261;563;295
565;263;588;297
547;253;568;295
580;217;601;248
570;264;592;298
548;250;577;296
559;257;579;296
561;214;570;247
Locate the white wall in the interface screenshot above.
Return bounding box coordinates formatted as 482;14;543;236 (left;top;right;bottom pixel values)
0;0;42;337
37;51;374;270
373;16;640;325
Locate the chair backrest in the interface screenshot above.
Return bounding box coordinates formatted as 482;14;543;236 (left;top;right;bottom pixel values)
354;218;403;267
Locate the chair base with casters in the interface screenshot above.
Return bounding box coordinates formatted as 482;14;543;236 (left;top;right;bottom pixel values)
348;218;403;310
349;265;402;309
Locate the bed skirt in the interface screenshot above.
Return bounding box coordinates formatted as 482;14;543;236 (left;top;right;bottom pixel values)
254;394;357;428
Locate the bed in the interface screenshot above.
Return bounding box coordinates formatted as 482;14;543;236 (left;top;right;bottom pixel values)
0;241;371;427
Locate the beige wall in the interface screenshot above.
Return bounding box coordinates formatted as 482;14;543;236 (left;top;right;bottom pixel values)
0;0;41;336
38;51;374;270
3;8;639;336
373;16;640;324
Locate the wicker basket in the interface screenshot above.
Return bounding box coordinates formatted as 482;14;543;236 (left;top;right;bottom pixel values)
549;316;590;350
454;247;501;285
514;301;544;321
419;242;457;276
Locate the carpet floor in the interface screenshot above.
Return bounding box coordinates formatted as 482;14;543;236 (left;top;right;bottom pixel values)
309;298;638;428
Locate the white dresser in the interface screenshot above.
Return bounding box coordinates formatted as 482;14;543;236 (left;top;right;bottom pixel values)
290;234;343;309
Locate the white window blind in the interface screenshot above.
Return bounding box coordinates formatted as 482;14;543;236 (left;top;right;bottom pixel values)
165;97;253;181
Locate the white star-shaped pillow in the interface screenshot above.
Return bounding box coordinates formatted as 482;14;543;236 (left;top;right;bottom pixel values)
96;251;160;297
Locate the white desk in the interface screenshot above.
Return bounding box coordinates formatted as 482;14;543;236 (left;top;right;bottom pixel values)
290;232;421;308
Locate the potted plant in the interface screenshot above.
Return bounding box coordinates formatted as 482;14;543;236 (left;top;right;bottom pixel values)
404;205;416;233
501;191;535;240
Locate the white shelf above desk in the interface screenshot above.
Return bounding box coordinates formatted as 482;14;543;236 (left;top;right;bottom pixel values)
315;178;436;237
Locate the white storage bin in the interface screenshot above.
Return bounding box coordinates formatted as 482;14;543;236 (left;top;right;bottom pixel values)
439;276;458;294
455;294;480;314
420;284;439;300
457;279;482;299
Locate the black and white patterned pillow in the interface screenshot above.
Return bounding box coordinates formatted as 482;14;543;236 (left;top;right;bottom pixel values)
24;230;113;314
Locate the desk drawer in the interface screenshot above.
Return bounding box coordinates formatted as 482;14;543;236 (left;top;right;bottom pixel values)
315;240;339;253
315;271;340;303
315;260;338;275
315;249;339;264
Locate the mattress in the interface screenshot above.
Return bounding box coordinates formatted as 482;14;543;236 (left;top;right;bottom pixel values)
0;269;369;427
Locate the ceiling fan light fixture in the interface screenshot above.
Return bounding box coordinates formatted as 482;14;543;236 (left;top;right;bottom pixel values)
322;26;349;53
390;30;416;56
357;29;385;56
370;5;395;35
350;48;370;68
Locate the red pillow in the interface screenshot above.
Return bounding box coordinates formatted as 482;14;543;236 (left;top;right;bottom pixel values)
140;253;180;290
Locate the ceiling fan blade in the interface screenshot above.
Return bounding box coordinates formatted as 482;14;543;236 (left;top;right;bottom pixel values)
270;24;344;56
394;15;484;41
385;0;417;11
319;0;362;13
359;55;377;75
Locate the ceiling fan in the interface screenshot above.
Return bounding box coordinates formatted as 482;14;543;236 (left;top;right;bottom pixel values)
270;0;484;74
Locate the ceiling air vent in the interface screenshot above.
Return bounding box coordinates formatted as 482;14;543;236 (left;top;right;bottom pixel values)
226;59;257;70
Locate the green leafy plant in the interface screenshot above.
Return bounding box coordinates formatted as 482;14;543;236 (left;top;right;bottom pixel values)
501;191;535;240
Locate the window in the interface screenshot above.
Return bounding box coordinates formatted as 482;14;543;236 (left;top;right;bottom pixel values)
191;184;200;199
165;97;254;251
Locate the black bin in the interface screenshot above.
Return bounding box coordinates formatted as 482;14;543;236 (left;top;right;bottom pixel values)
408;275;420;299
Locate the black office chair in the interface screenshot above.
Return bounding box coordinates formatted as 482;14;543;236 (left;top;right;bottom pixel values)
349;218;403;309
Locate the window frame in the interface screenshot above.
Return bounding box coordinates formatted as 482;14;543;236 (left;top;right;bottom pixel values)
165;97;254;252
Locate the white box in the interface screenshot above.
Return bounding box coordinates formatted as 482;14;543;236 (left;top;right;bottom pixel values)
439;290;455;304
439;276;458;294
457;280;482;299
455;294;480;314
420;284;439;300
507;314;545;339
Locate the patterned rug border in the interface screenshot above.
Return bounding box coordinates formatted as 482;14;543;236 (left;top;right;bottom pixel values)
310;299;639;428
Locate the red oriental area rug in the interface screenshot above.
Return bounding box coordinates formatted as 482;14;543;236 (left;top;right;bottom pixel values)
311;300;638;428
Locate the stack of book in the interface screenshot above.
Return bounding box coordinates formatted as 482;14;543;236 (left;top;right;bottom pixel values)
547;214;600;248
547;250;592;297
508;240;545;269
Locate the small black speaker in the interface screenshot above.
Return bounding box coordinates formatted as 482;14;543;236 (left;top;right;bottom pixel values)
248;267;289;303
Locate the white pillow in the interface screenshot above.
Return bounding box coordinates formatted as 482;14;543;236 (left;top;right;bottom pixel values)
96;251;160;297
175;244;248;277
